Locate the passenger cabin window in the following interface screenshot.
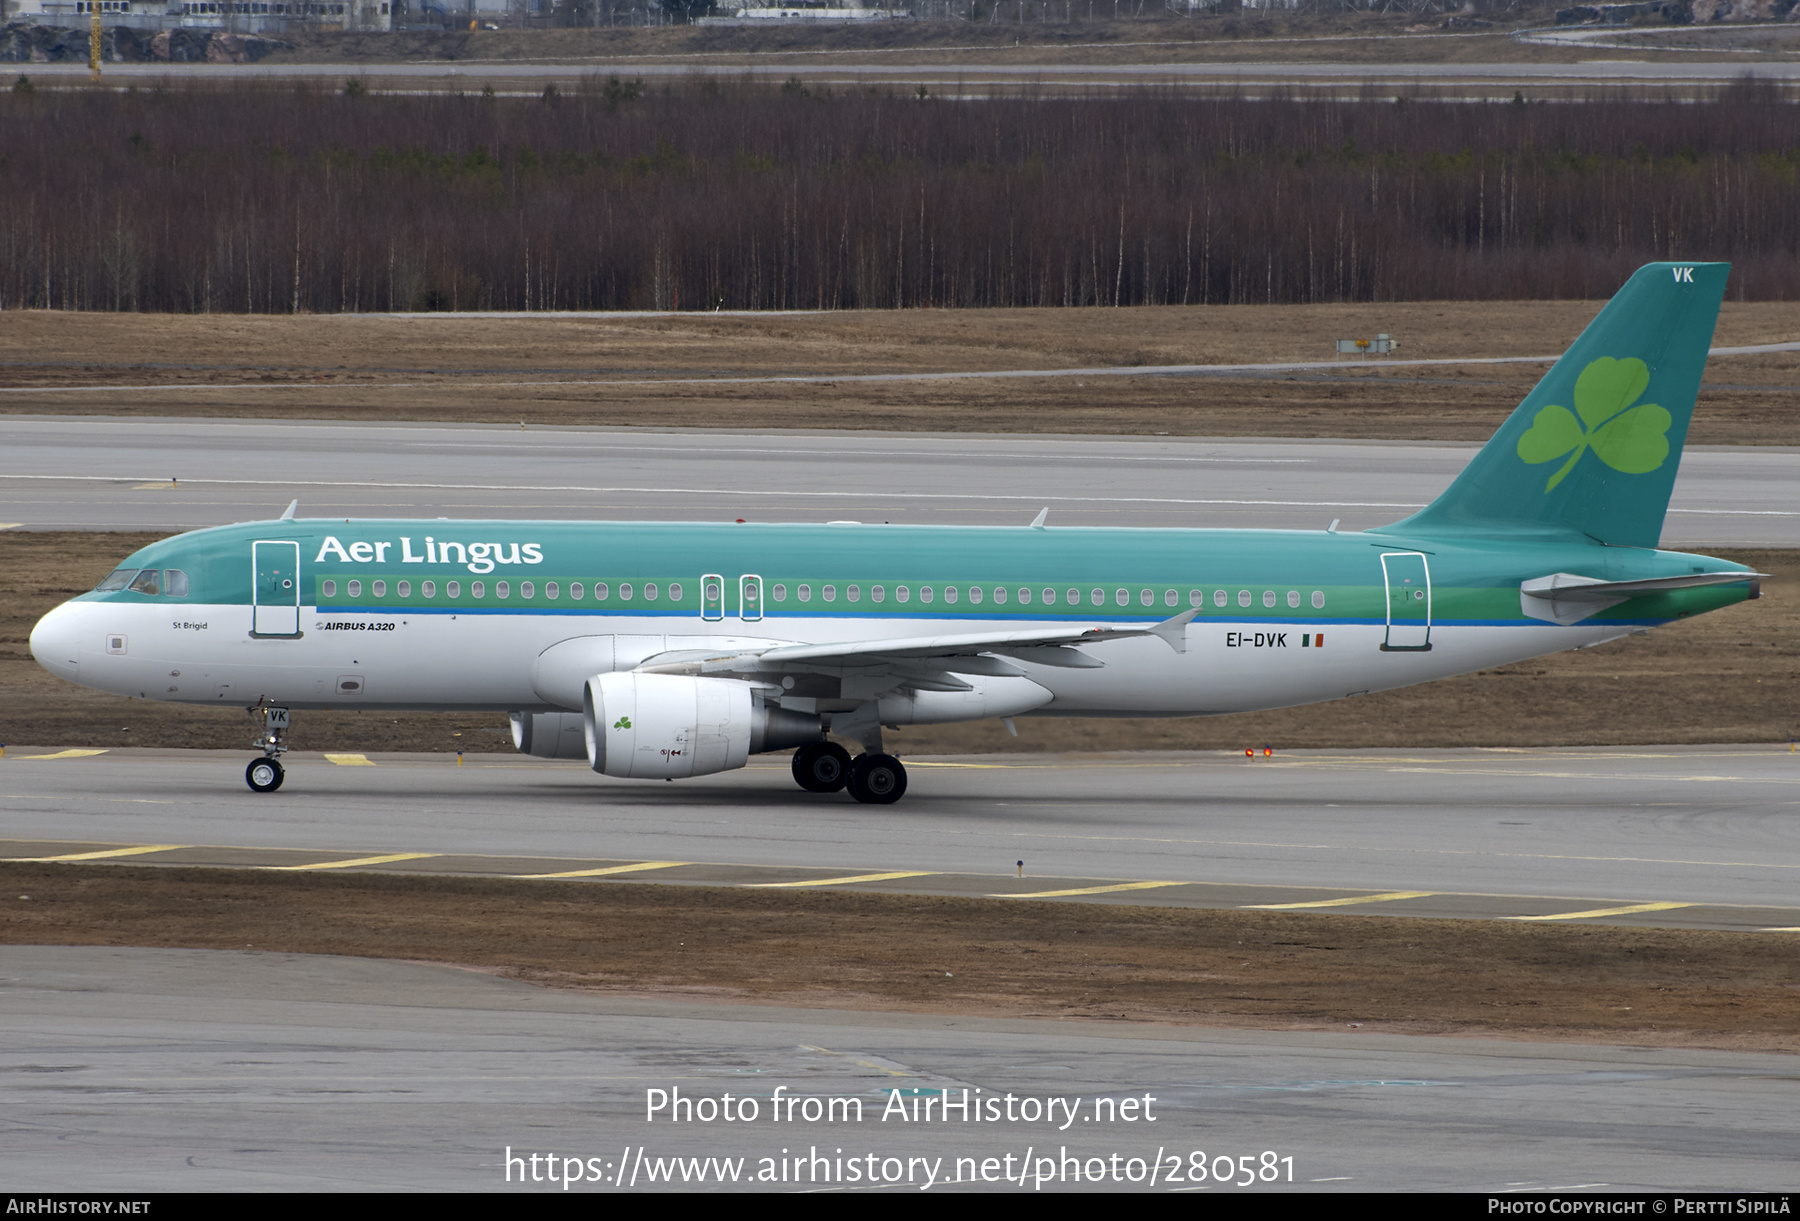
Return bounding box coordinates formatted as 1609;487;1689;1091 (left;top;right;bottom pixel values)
446;580;460;598
373;580;386;597
322;579;337;597
618;583;631;600
422;580;436;598
773;584;787;602
471;581;485;599
520;581;533;599
644;583;657;601
545;582;558;599
398;580;412;597
1312;590;1326;609
1213;590;1226;607
668;583;682;602
348;580;362;598
496;581;510;598
1287;590;1300;608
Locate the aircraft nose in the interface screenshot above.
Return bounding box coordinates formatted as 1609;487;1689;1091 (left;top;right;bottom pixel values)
29;601;84;683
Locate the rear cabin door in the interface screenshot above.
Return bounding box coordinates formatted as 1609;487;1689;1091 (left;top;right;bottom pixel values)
1379;551;1432;651
252;540;302;637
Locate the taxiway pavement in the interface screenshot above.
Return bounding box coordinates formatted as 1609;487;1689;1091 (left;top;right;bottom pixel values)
5;746;1799;929
1;417;1794;546
19;57;1800;97
3;945;1795;1192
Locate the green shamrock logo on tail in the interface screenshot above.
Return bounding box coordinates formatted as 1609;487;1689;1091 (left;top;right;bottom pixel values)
1517;356;1672;492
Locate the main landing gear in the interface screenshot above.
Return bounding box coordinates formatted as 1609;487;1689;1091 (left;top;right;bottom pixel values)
791;741;908;805
245;704;290;793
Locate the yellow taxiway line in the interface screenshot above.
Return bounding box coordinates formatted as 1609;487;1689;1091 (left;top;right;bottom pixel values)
753;871;935;889
9;844;183;862
274;853;438;871
1509;901;1693;922
997;881;1185;899
1247;890;1437;910
521;861;687;879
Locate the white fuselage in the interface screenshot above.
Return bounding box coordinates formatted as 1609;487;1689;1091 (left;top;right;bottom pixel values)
31;596;1621;718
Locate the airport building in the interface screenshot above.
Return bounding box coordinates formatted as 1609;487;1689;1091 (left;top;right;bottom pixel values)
2;0;400;32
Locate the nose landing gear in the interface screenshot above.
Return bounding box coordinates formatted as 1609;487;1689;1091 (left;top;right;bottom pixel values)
246;756;284;793
246;704;290;793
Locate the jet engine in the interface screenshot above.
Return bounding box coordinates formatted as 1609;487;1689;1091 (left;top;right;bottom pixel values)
510;711;590;760
581;672;822;780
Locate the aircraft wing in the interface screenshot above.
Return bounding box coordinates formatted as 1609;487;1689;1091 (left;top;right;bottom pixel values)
638;609;1199;687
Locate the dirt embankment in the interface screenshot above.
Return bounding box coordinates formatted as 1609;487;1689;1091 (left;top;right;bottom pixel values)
4;302;1799;444
5;862;1796;1048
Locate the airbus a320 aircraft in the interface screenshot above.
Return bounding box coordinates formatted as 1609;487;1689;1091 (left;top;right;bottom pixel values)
30;262;1759;804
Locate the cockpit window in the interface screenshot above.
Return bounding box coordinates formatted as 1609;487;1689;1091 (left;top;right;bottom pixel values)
164;569;190;597
95;568;136;592
128;569;162;596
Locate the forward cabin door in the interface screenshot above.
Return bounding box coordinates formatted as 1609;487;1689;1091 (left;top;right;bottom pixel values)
1379;552;1432;651
252;540;302;638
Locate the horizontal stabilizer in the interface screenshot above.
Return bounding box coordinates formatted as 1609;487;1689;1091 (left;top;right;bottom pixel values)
1519;570;1761;625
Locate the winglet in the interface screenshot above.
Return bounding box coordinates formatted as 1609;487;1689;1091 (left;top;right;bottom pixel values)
1029;507;1049;530
1149;608;1199;654
279;499;298;521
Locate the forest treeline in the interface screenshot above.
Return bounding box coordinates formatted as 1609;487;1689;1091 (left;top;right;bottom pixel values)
1;77;1796;313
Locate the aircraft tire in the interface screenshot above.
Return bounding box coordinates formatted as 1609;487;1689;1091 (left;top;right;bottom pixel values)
792;742;852;793
246;757;284;793
847;753;907;805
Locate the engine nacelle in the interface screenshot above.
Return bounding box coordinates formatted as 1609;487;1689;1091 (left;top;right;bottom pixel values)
510;711;589;760
582;673;822;780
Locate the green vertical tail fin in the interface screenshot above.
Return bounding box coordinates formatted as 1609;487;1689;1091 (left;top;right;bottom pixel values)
1381;262;1728;549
